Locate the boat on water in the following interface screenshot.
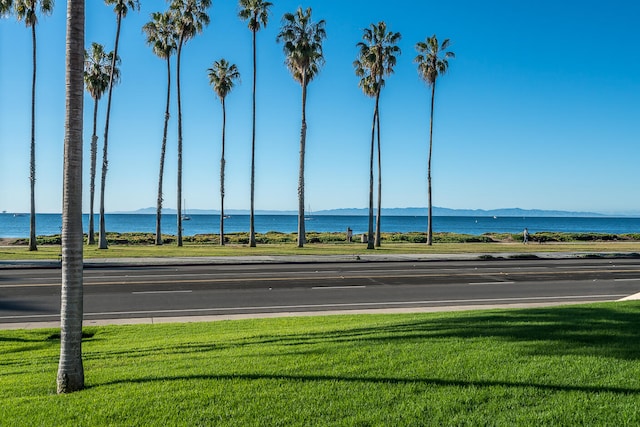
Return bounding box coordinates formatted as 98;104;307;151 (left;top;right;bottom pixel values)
304;205;313;221
182;200;191;221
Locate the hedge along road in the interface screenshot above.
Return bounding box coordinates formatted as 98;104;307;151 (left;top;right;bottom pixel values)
2;256;640;329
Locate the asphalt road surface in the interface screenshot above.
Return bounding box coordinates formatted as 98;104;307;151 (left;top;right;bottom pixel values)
2;257;640;326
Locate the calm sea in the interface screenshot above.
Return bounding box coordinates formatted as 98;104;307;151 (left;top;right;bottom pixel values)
1;213;639;238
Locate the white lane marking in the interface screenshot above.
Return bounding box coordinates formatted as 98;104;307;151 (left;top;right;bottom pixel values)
312;286;366;290
0;294;627;320
614;278;640;282
468;281;516;286
132;290;193;295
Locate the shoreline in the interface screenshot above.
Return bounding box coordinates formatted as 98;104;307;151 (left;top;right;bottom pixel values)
2;230;640;247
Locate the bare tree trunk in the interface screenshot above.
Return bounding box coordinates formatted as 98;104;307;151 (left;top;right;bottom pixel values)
99;14;123;250
176;39;184;247
57;0;85;394
427;81;436;245
375;102;382;247
297;79;308;248
88;98;98;245
29;24;37;251
156;57;171;246
249;30;257;248
367;91;380;250
220;97;226;245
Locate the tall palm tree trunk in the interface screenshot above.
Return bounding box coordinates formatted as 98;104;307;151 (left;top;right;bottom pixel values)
220;97;226;246
99;14;123;250
367;92;380;250
57;0;85;394
176;39;184;247
297;79;308;248
88;98;98;245
427;81;436;245
249;30;257;247
156;57;171;246
29;24;37;251
375;104;381;247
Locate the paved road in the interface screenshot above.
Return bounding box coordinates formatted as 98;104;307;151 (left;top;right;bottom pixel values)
2;256;640;328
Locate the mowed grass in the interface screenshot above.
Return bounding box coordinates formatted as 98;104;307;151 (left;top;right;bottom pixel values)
2;302;640;425
2;240;640;260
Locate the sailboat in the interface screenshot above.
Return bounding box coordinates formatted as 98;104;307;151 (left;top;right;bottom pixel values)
304;204;313;221
182;199;191;221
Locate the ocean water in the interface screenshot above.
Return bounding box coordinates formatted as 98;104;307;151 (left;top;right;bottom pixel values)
1;213;639;238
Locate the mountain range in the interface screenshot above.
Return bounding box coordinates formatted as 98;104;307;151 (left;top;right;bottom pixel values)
118;207;609;217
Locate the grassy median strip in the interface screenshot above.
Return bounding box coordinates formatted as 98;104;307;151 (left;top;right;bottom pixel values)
2;234;640;260
2;302;640;425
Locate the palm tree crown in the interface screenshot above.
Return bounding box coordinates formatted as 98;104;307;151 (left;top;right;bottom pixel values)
13;0;53;26
238;0;272;32
104;0;139;18
354;21;401;97
208;59;240;101
84;43;119;101
170;0;211;44
415;35;455;85
276;7;326;86
0;0;13;17
143;11;177;61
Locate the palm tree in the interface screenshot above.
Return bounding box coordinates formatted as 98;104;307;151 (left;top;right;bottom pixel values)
99;0;140;250
170;0;211;247
143;11;177;246
84;42;119;245
276;7;326;248
239;0;272;248
0;0;12;16
354;22;401;249
415;35;454;246
57;0;85;394
14;0;54;252
208;59;240;246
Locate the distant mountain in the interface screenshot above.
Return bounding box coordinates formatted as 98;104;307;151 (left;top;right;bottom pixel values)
116;206;607;217
314;207;606;217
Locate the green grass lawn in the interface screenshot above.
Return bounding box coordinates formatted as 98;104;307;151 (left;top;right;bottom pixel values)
2;240;640;261
2;302;640;425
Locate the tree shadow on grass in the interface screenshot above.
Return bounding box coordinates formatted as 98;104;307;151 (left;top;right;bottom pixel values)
93;372;640;396
80;302;640;365
369;302;640;360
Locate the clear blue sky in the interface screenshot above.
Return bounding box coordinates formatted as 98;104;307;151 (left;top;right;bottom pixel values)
1;0;639;215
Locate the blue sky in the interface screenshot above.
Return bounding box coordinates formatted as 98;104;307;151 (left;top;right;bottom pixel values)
1;0;639;215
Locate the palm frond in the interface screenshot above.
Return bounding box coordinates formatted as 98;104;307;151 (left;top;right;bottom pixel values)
208;59;241;101
354;21;401;97
276;6;326;86
238;0;272;32
414;34;455;86
104;0;140;18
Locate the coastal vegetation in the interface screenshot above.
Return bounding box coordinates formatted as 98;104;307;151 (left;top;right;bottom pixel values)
239;0;273;248
171;0;212;247
3;302;640;424
12;0;54;251
276;7;326;249
84;42;119;246
2;231;640;260
354;22;401;250
208;59;241;247
98;0;140;250
2;1;461;252
142;11;177;246
416;36;455;246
